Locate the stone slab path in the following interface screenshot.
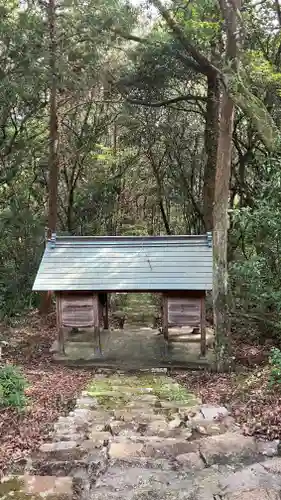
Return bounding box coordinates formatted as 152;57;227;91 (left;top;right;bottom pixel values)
1;371;281;500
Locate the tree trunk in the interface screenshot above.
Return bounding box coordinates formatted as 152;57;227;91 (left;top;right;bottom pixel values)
213;91;234;370
159;198;172;235
213;0;240;370
67;188;74;234
203;75;220;231
148;150;172;235
40;0;58;315
47;0;58;236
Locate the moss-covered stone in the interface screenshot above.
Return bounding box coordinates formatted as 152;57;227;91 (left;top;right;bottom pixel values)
0;476;71;500
85;374;200;410
0;477;24;496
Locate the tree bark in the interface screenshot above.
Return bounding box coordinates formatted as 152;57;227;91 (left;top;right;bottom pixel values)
47;0;59;237
40;0;58;315
147;149;172;235
213;0;240;370
66;188;74;234
213;91;234;370
159;199;172;235
203;75;220;231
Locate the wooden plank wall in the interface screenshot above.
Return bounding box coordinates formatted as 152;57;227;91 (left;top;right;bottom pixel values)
59;293;99;328
167;296;201;327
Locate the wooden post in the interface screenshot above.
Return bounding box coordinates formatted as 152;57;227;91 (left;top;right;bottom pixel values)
56;294;65;354
93;294;101;334
98;293;109;329
162;294;169;341
98;294;103;327
104;294;109;330
200;293;206;356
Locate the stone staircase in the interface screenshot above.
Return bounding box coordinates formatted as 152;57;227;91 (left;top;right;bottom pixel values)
1;372;281;500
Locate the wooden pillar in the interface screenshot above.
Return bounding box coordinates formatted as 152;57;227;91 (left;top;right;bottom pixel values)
162;294;169;341
103;294;109;330
56;293;65;354
98;293;109;330
93;294;101;334
98;294;103;327
200;293;206;356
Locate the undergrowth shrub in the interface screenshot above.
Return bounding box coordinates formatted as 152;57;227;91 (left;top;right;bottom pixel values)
0;364;27;409
229;162;281;342
269;347;281;387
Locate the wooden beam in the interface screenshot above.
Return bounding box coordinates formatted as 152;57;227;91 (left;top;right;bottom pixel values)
56;293;65;354
200;294;206;356
162;294;169;341
104;293;109;330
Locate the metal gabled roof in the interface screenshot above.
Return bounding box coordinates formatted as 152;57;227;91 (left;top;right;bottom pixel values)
32;234;213;292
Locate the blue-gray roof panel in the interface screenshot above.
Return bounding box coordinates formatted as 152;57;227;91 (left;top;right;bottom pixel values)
33;235;213;291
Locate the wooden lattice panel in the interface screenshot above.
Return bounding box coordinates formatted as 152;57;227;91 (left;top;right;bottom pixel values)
167;296;201;327
59;293;99;328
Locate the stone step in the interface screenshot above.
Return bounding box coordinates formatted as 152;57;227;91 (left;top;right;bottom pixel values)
218;458;281;499
108;437;199;459
109;452;205;472
108;433;278;468
28;458;90;477
199;433;279;467
29;452;107;479
94;464;197;495
39;441;85;461
106;414;235;440
39;434;111;461
224;489;281;499
9;372;281;500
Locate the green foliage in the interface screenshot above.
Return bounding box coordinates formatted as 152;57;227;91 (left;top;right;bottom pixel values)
0;202;44;318
227;67;280;151
244;50;281;87
1;0;281;337
175;0;220;50
0;364;27;409
269;348;281;387
230;157;281;317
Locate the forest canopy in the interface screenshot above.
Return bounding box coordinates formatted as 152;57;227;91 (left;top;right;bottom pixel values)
1;0;281;355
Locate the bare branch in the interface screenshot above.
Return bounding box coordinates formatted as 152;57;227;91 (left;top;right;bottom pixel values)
125;94;206;107
111;29;147;44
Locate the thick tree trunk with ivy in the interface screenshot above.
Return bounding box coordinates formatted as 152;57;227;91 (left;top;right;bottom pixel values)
213;0;240;370
40;0;58;315
203;75;220;231
213;90;234;370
